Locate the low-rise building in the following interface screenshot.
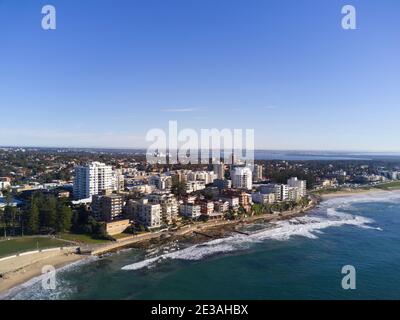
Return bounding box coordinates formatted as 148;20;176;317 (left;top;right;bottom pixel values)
147;193;179;225
105;219;131;236
199;200;214;215
214;200;229;213
288;187;301;202
260;184;289;201
180;203;201;219
252;192;276;205
149;175;172;191
0;177;11;190
126;199;161;228
185;181;206;193
219;196;240;211
222;190;252;211
213;179;232;190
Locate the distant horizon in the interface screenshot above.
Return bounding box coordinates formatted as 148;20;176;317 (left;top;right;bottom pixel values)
2;145;400;155
1;1;399;151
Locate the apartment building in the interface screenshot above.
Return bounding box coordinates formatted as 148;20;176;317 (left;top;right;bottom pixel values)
252;164;264;182
287;177;307;197
180;203;201;219
92;192;123;221
73;162;113;200
252;192;276;205
260;184;289;201
147;193;179;225
126;199;161;228
231;166;253;190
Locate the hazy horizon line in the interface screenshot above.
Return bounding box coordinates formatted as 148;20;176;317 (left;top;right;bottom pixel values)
1;145;400;155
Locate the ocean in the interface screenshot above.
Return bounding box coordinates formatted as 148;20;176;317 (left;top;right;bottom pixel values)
3;191;400;300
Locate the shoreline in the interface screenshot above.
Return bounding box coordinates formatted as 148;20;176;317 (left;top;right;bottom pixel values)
0;252;85;297
1;187;395;298
1;201;317;298
317;188;398;200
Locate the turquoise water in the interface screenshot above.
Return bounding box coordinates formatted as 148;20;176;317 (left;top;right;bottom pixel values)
5;191;400;300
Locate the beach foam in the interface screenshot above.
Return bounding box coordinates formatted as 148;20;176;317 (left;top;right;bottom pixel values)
121;193;391;271
0;256;98;300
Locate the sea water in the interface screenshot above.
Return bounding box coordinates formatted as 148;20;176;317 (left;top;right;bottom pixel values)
4;191;400;300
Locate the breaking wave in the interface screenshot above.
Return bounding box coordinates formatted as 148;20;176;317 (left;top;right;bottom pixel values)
121;192;399;271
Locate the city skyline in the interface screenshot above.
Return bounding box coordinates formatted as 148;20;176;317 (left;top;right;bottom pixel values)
1;0;399;151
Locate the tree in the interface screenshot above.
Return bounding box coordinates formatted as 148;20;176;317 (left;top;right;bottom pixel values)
56;204;72;233
4;206;19;236
171;178;186;197
251;204;264;216
39;195;57;232
3;187;12;205
71;205;91;233
26;201;40;235
0;207;6;238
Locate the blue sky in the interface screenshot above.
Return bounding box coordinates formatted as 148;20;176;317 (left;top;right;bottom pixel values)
0;0;399;151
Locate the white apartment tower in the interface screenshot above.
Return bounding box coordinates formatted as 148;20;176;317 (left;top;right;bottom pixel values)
253;164;263;181
260;184;288;201
73;162;113;200
231;166;253;190
287;177;307;197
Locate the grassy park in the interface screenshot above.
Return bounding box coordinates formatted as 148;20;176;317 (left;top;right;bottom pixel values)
0;236;67;258
57;233;111;245
375;181;400;190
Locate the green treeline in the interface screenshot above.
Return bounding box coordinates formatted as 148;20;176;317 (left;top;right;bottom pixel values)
24;193;72;234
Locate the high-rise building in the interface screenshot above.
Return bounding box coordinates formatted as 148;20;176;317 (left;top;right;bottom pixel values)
112;169;125;192
213;163;225;180
231;167;252;190
73;162;113;200
252;164;263;182
287;177;307;197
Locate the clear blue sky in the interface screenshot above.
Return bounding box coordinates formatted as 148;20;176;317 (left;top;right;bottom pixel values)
0;0;399;151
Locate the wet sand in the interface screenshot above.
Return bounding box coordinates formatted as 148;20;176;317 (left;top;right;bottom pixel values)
0;252;84;296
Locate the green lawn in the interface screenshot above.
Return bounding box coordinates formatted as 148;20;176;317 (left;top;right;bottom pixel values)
0;237;67;258
376;181;400;190
58;233;111;244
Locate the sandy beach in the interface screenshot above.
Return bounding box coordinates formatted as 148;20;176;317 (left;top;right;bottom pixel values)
0;202;314;297
0;251;85;296
3;188;392;298
2;190;380;298
319;188;395;200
